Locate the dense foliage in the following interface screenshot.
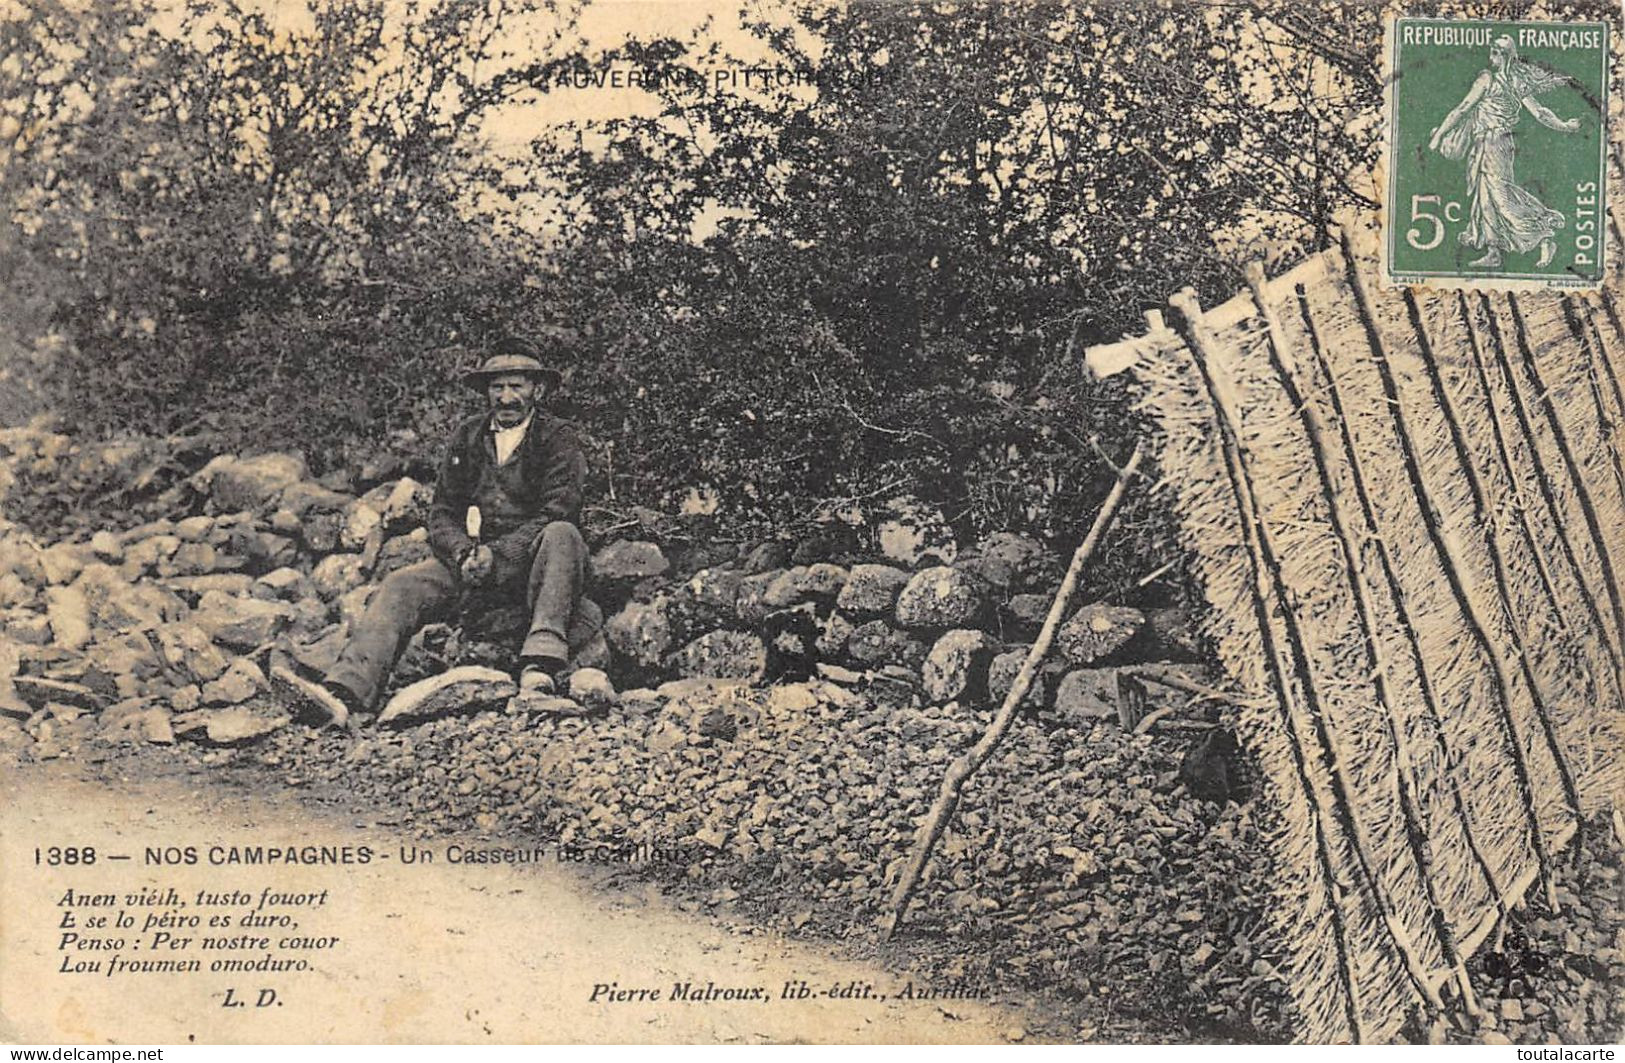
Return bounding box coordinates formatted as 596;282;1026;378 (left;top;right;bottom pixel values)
4;0;1605;556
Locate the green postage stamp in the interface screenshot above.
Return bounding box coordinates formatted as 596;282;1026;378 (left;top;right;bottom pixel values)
1383;17;1610;290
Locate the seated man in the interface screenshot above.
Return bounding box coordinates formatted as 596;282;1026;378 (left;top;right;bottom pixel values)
272;339;590;726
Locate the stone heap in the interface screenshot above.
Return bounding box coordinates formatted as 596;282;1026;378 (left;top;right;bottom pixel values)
0;435;1200;756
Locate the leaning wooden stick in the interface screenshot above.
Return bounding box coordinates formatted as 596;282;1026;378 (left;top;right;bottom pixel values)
879;443;1144;939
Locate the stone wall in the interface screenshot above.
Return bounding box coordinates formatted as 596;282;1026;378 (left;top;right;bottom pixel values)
0;432;1200;751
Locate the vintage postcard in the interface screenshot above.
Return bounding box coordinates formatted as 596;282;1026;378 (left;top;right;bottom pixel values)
0;0;1620;1050
1383;16;1611;290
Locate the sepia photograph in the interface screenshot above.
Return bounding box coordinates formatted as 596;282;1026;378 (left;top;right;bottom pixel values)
0;0;1619;1047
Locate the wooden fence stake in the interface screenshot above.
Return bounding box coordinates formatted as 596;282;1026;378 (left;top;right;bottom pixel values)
1247;263;1478;1016
1339;234;1561;909
878;444;1143;940
1168;287;1369;1040
1292;283;1510;927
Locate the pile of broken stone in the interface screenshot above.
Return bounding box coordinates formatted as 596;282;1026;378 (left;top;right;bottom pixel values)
0;428;1203;758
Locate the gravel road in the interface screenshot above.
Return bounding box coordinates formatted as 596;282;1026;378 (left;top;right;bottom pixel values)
0;758;1032;1044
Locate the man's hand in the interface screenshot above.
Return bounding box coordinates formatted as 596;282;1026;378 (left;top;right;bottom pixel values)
460;544;495;587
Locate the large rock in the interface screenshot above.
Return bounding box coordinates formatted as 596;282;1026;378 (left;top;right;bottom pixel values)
592;540;670;581
140;707;175;744
202;658;266;706
567;668;619;712
98;702;174;746
312;553;369;600
165;573;256;603
280;481;355;519
340;501;383;552
734;570;782;623
170;540;243;577
835;564;911;617
227;527;297;574
816;611;855;658
921;629;999;702
741;541;790;574
763;564;848;609
289;625;348;677
202;452;308;512
0;571;32;609
45;585;92;650
39;542;91;585
0;533;46;587
84;571;184;630
192;596;296;651
685;566;743;614
846;620;927;669
375;529;433;580
377;665;517;726
986;647;1063;708
300;511;345;554
84;631;163;681
116;518;176;547
955;532;1055;592
1053;668;1118;720
254;567;312;602
89;530;123;564
1056;604;1144;666
678;631;767;681
894;566;985;629
7;612;50;646
1002;593;1052;637
361;477;432;531
606;597;682;668
173;515;215;542
202;706;290;744
13;676;105;712
124;534;180;572
155;622;231;683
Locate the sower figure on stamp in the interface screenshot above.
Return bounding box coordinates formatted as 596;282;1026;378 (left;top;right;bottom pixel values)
1427;35;1581;270
271;338;596;726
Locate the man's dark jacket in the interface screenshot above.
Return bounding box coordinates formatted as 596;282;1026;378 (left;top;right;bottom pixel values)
426;411;587;579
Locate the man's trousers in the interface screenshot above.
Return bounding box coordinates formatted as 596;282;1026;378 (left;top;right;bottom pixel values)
325;520;592;709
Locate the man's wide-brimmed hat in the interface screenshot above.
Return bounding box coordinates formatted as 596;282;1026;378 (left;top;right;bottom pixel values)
460;338;564;390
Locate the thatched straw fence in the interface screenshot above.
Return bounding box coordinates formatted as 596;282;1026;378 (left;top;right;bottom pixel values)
1085;220;1624;1043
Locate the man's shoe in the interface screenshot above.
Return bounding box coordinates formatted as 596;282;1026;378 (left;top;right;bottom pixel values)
268;664;352;729
518;665;556;696
517;655;566;694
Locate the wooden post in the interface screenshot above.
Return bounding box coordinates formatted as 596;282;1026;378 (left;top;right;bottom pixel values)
1505;293;1625;651
1338;232;1561;909
1460;294;1625;688
1291;283;1510;926
1166;286;1368;1041
1177;283;1452;1019
878;444;1143;940
1403;292;1585;839
1246;262;1479;1016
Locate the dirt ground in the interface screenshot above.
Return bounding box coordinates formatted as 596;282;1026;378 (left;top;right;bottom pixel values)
0;755;1036;1045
